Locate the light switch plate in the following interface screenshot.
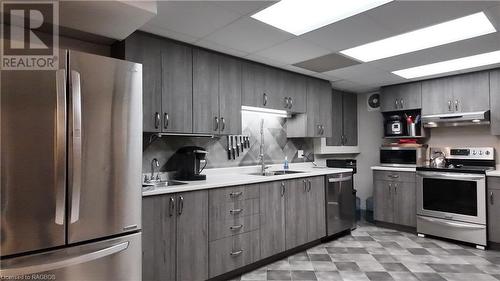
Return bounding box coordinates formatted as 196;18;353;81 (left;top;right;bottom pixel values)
297;150;304;159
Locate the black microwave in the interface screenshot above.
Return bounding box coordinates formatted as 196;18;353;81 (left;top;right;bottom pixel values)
380;146;427;167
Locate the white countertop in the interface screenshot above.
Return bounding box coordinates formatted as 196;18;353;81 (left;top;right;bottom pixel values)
371;166;417;172
487;170;500;177
142;163;352;197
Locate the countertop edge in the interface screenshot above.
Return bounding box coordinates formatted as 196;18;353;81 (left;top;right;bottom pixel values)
371;166;417;172
487;171;500;177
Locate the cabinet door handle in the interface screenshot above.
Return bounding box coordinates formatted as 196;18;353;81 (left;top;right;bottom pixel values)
214;116;219;131
220;117;226;132
169;197;175;217
303;179;307;192
263;93;268;106
455;100;459;111
343;135;347;145
394;183;398;195
448;100;452;111
308;180;312;192
163;113;169;129
229;224;243;231
229;191;242;198
154;112;160;129
230;208;243;215
178;196;184;216
491;192;494;205
281;182;285;197
400;98;404;109
388;183;392;194
395;99;399;109
284;97;289;108
289;97;293;109
230;249;244;256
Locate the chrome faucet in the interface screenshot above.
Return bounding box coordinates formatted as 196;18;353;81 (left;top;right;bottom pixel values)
151;158;160;181
259;119;269;175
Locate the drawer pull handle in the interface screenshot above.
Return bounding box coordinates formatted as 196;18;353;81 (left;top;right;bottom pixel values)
229;224;243;230
230;208;243;215
230;249;244;256
230;191;243;198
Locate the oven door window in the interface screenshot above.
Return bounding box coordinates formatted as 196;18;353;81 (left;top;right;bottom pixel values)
422;178;477;216
380;150;416;165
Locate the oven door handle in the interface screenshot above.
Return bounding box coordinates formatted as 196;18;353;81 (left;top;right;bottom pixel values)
419;216;486;230
417;172;485;181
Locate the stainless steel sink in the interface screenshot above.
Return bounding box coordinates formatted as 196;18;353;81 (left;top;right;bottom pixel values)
142;180;187;191
248;170;304;176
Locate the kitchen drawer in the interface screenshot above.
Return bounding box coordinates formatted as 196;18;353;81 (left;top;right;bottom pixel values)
488;177;500;190
210;198;260;221
209;230;260;278
209;214;260;241
209;184;259;204
373;170;416;183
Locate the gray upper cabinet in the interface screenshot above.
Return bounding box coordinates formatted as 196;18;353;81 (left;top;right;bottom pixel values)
260;181;286;259
161;40;193;133
381;82;422;112
422;71;489;115
219;55;242;135
422;76;454;115
286;72;307;113
327;90;357;146
119;32;162;132
193;48;220;134
318;80;333;138
452;71;489;113
491;70;500;135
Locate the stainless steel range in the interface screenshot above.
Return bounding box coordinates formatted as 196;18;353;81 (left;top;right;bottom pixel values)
416;147;495;249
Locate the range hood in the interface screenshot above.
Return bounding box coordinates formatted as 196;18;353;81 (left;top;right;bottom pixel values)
422;111;490;128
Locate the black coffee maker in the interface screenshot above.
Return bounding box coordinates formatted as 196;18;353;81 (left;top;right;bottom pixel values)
174;146;208;181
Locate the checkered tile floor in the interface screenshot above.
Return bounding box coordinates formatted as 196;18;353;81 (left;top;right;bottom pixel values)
232;223;500;281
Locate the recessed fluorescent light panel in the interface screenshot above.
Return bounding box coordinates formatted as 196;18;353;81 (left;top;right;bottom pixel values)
251;0;393;36
392;50;500;79
241;106;290;118
341;12;496;62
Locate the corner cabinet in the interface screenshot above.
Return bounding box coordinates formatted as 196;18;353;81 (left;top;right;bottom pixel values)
287;78;332;138
142;190;208;281
373;170;416;228
381;82;422;112
490;70;500;135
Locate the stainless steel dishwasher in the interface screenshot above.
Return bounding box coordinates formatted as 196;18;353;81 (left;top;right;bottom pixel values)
326;173;356;236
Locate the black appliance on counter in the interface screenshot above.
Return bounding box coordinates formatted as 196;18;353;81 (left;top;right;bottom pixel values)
385;115;404;136
325;159;357;236
174;146;208;181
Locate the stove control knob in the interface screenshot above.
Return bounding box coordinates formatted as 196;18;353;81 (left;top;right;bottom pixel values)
479;151;483;156
473;150;477;155
486;150;491;155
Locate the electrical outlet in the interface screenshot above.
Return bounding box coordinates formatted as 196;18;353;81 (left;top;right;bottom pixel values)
297;150;304;159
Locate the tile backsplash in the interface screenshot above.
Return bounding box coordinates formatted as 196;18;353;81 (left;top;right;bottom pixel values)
142;111;314;173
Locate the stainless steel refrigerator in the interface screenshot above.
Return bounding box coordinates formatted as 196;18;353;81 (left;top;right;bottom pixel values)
1;50;143;280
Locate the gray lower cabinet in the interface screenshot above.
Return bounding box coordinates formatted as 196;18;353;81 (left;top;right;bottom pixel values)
307;176;327;240
260;181;286;259
142;190;208;281
327;90;357;146
285;179;309;249
381;82;422;112
490;70;500;135
373;171;416;227
488;177;500;244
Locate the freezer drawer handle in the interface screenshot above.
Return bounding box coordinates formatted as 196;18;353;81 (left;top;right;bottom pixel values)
328;176;353;183
0;242;129;277
69;70;82;224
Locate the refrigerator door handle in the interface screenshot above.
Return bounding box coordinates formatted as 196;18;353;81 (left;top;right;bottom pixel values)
0;241;129;277
54;69;67;226
70;70;83;224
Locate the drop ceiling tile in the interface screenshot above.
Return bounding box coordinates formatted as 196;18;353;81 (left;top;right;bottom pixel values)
332;80;377;93
195;39;249;57
365;0;499;34
300;14;393;52
211;1;277;16
205;17;294;54
324;64;401;84
140;23;198;44
293;53;360;73
244;53;285;68
254;38;331;65
144;1;242;39
280;64;319;76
